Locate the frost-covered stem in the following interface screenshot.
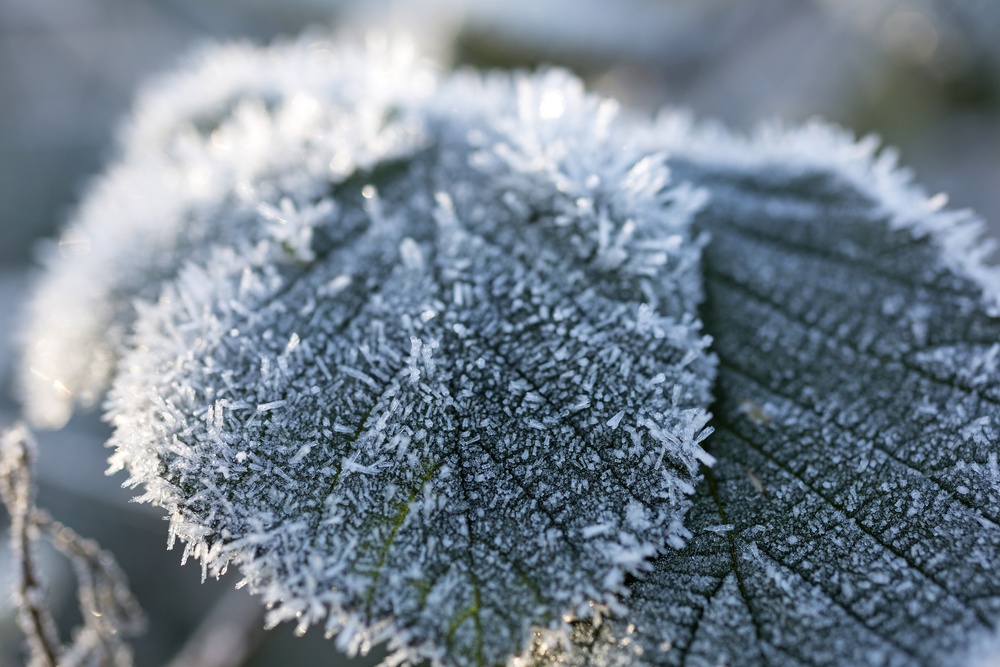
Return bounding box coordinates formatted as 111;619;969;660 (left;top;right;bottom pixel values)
163;587;265;667
1;424;144;667
38;509;145;666
1;425;62;667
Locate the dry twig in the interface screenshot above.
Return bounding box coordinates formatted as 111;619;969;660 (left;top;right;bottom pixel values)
1;424;144;667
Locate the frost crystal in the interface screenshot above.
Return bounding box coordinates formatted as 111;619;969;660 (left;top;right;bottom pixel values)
91;39;715;667
528;120;1000;666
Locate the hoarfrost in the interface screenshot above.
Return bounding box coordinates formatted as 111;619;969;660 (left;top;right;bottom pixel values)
21;37;436;428
97;39;714;667
525;120;1000;665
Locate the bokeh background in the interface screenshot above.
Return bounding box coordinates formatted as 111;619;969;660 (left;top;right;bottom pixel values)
1;1;998;665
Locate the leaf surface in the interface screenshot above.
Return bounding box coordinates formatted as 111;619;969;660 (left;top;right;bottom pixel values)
105;56;716;667
522;124;1000;667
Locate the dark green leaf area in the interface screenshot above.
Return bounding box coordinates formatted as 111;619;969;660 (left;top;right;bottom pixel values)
545;163;1000;666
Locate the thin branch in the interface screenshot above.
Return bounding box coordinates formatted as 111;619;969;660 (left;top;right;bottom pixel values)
1;424;63;667
1;423;145;667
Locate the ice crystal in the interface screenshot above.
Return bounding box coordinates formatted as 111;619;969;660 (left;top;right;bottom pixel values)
82;38;717;667
524;120;1000;666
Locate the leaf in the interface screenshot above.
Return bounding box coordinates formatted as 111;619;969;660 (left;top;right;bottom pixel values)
520;122;1000;666
102;44;716;667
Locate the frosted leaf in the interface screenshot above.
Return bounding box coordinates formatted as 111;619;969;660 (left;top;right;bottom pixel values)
20;36;436;428
104;51;714;667
524;121;1000;665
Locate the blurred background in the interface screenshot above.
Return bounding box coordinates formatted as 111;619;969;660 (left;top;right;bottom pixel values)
1;0;998;665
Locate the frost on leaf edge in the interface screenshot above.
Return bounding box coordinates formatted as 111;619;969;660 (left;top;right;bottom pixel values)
18;36;440;429
649;114;1000;313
